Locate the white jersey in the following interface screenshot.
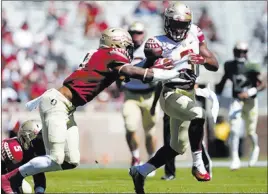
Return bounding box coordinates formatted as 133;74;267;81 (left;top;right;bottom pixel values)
146;24;205;84
132;42;146;65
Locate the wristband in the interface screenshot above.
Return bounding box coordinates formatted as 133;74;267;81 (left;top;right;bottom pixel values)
247;87;257;97
118;64;131;74
35;186;45;193
143;68;149;81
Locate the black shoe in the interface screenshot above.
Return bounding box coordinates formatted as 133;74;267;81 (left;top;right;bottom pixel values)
202;142;213;178
129;166;145;194
161;174;175;181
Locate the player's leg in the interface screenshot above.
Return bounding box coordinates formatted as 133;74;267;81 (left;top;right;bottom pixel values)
228;99;243;170
242;98;259;167
129;117;188;194
1;89;71;192
122;97;142;166
141;100;157;177
141;92;157;160
62;114;80;170
162;113;176;180
163;89;210;181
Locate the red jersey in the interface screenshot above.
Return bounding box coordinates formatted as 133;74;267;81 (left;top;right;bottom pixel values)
2;133;46;190
64;47;131;107
1;138;23;165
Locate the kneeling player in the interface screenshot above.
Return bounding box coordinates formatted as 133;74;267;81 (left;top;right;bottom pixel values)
1;120;46;194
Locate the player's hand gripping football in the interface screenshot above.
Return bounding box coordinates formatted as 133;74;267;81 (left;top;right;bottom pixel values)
188;53;206;65
152;58;174;70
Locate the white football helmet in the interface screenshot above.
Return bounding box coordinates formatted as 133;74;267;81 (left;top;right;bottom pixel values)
233;41;248;62
17;120;42;150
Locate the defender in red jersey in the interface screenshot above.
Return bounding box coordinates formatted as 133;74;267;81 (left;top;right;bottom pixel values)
1;120;46;194
2;27;182;193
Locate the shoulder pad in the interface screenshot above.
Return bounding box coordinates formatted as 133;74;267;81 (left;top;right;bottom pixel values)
108;48;131;63
191;24;205;43
2;138;23;163
144;38;163;58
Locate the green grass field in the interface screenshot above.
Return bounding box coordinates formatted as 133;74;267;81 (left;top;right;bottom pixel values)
26;167;267;193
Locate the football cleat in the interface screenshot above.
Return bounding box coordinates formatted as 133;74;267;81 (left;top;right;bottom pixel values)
161;174;176;181
230;157;241;170
192;166;211;182
202;142;213;178
131;157;141;167
1;175;15;194
129;166;145;194
249;146;260;167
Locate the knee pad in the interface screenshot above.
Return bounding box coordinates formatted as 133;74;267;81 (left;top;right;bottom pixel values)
170;141;188;155
190;107;206;119
61;161;79;170
49;150;65;165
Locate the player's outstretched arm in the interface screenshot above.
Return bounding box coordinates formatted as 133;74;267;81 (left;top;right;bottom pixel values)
112;63;180;83
199;42;219;72
215;62;228;95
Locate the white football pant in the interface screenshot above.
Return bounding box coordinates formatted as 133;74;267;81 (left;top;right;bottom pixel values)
38;89;80;166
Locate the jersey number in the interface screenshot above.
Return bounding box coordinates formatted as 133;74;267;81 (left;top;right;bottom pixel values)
78;50;96;70
233;75;247;92
14;145;22;152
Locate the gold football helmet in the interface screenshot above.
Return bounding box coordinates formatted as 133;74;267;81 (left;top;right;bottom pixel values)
164;2;192;42
128;21;146;48
17;120;42;150
100;27;134;58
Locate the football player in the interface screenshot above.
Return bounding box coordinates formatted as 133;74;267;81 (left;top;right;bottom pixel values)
128;2;219;193
2;27;182;193
216;41;266;170
119;22;158;176
1;120;46;194
150;82;216;181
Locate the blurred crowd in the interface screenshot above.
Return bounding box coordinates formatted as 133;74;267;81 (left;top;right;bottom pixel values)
1;1;267;106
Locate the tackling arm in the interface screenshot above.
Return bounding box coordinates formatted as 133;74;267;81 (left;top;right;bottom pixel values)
113;63;180;83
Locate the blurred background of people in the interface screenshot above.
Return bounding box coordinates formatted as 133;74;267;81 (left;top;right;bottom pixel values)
1;1;267;165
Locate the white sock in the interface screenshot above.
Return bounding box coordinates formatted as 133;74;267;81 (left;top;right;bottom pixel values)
192;150;202;166
249;133;259;148
137;163;156;177
192;151;206;174
230;133;240;160
19;155;62;177
132;149;140;158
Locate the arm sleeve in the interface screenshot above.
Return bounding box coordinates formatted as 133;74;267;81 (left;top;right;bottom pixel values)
197;26;205;43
